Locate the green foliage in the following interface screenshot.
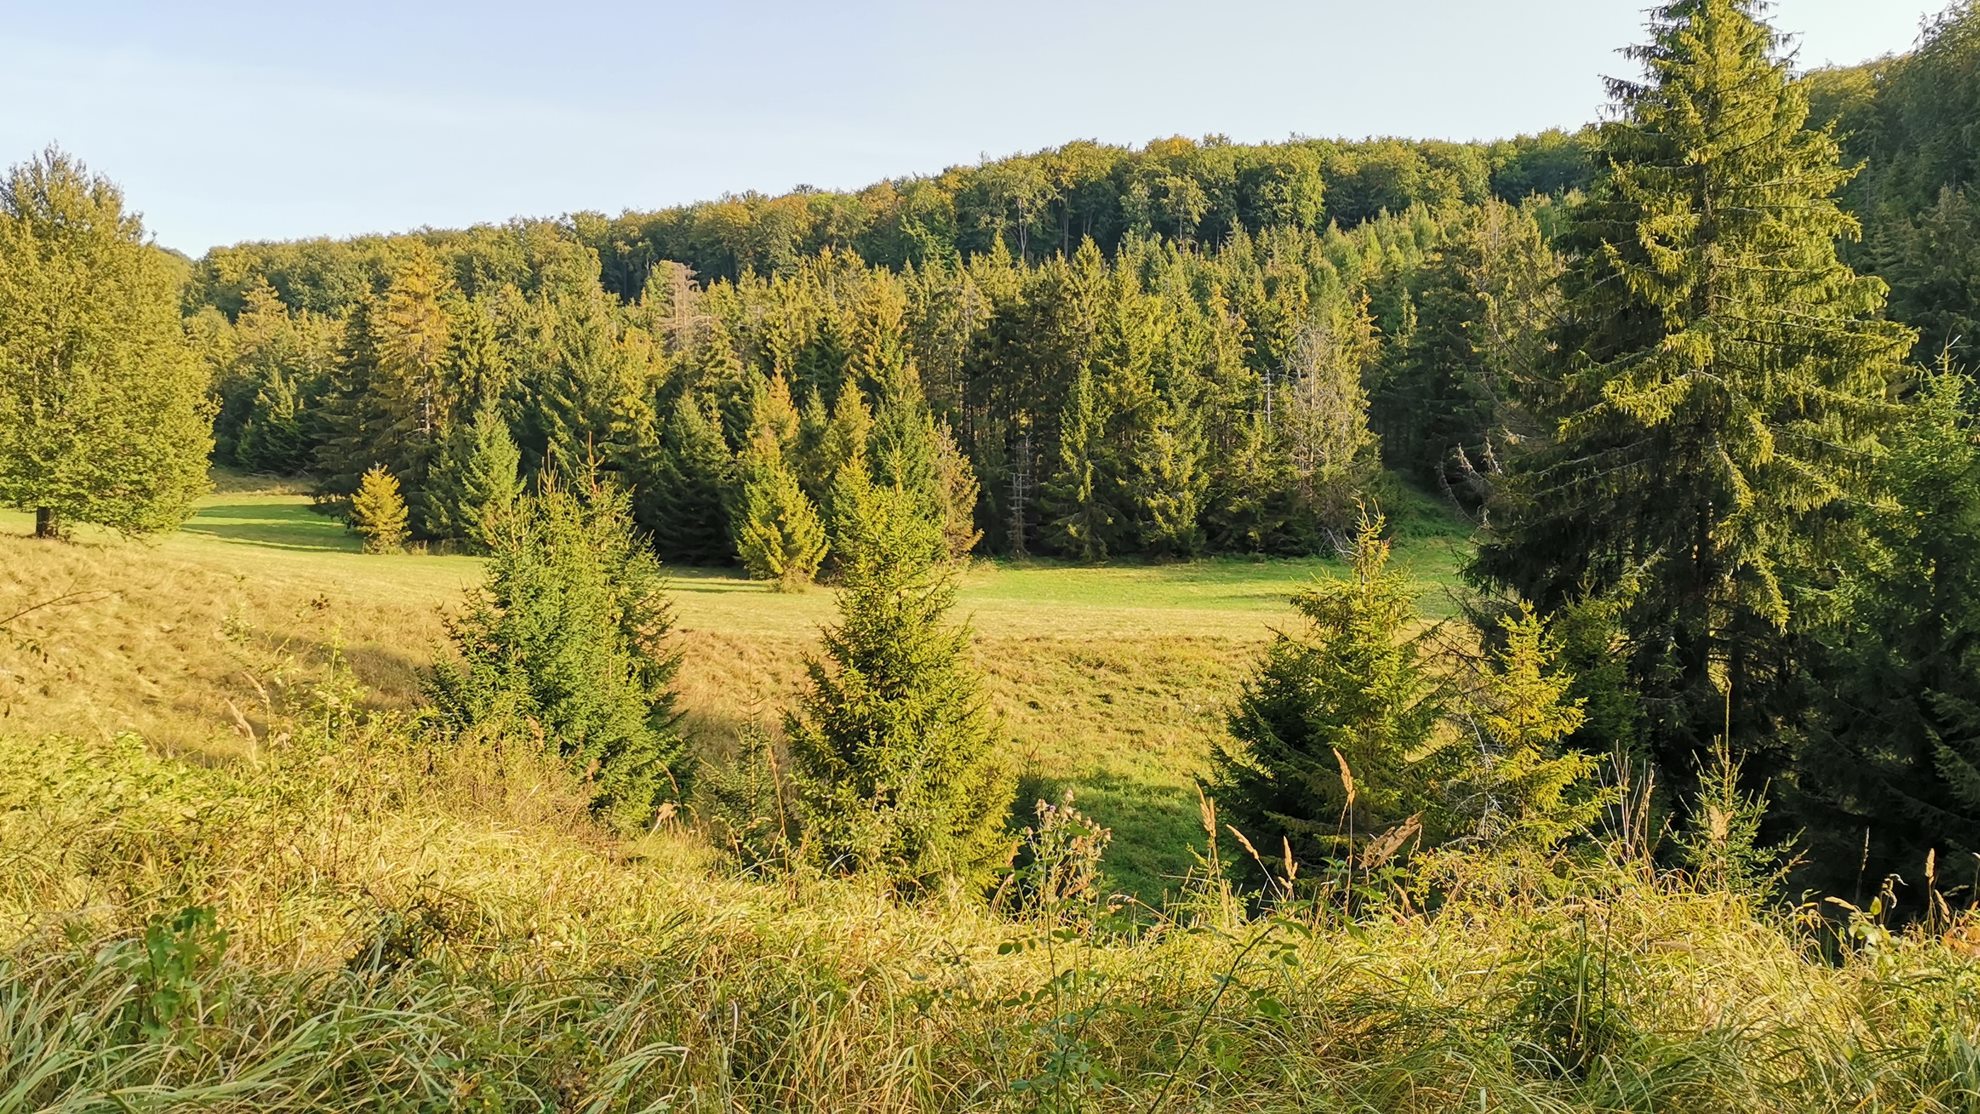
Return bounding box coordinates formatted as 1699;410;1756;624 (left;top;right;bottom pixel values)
642;391;737;565
1677;738;1787;898
427;475;687;826
114;906;229;1041
1473;0;1915;796
1462;605;1607;852
347;465;411;553
1043;361;1116;560
733;422;829;591
1794;370;1980;902
0;148;212;538
425;400;522;551
784;474;1015;893
1204;515;1453;883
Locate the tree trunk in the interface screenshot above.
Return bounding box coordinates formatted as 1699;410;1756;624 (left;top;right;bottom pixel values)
34;507;59;539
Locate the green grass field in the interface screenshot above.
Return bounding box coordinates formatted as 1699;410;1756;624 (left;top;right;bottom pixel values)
0;486;1467;902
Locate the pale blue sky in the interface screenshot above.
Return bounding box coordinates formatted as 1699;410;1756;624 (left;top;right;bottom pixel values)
1;1;1934;256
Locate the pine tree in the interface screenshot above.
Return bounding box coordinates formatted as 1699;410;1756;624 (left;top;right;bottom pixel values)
349;464;411;553
1794;371;1980;902
1463;604;1606;852
428;474;687;827
0;148;211;538
1204;515;1453;883
643;392;737;565
785;470;1015;892
427;401;522;552
1471;0;1916;793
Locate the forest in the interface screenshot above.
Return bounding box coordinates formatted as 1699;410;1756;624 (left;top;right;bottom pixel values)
3;0;1980;1109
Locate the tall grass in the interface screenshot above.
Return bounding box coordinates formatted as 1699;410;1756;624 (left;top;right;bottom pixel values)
3;707;1977;1111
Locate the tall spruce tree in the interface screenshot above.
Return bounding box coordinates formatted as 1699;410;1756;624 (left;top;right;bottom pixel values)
1043;361;1116;560
643;392;737;565
1471;0;1915;793
426;400;523;552
785;468;1015;892
0;148;211;538
732;378;828;589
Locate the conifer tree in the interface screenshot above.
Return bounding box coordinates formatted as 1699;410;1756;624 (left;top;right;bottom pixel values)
1204;515;1453;883
315;296;394;497
932;419;983;559
1043;361;1116;560
349;465;411;553
426;401;522;552
1794;371;1980;900
0;148;211;538
428;474;687;827
822;375;876;482
785;470;1015;892
1131;403;1207;558
643;392;737;565
1463;604;1605;852
234;368;310;475
1278;295;1380;542
733;381;828;589
1471;0;1916;791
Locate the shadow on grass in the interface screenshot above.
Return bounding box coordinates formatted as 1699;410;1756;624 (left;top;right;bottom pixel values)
1007;766;1207;910
183;502;359;554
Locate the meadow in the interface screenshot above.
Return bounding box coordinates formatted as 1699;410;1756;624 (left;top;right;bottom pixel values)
0;481;1467;903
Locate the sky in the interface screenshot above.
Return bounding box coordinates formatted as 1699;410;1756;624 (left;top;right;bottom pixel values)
0;0;1937;256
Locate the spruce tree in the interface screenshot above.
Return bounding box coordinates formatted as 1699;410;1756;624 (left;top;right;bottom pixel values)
234;368;310;475
785;470;1015;893
1204;515;1453;883
427;401;522;552
643;392;737;566
732;382;829;590
428;474;687;827
1794;371;1980;902
0;148;211;538
1043;361;1116;560
932;419;983;559
1463;604;1605;852
349;465;411;553
1471;0;1916;792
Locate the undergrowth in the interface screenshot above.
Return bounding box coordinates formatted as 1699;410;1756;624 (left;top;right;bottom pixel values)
3;678;1978;1111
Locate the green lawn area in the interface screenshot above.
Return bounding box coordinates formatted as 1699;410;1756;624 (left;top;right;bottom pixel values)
1;485;1471;903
